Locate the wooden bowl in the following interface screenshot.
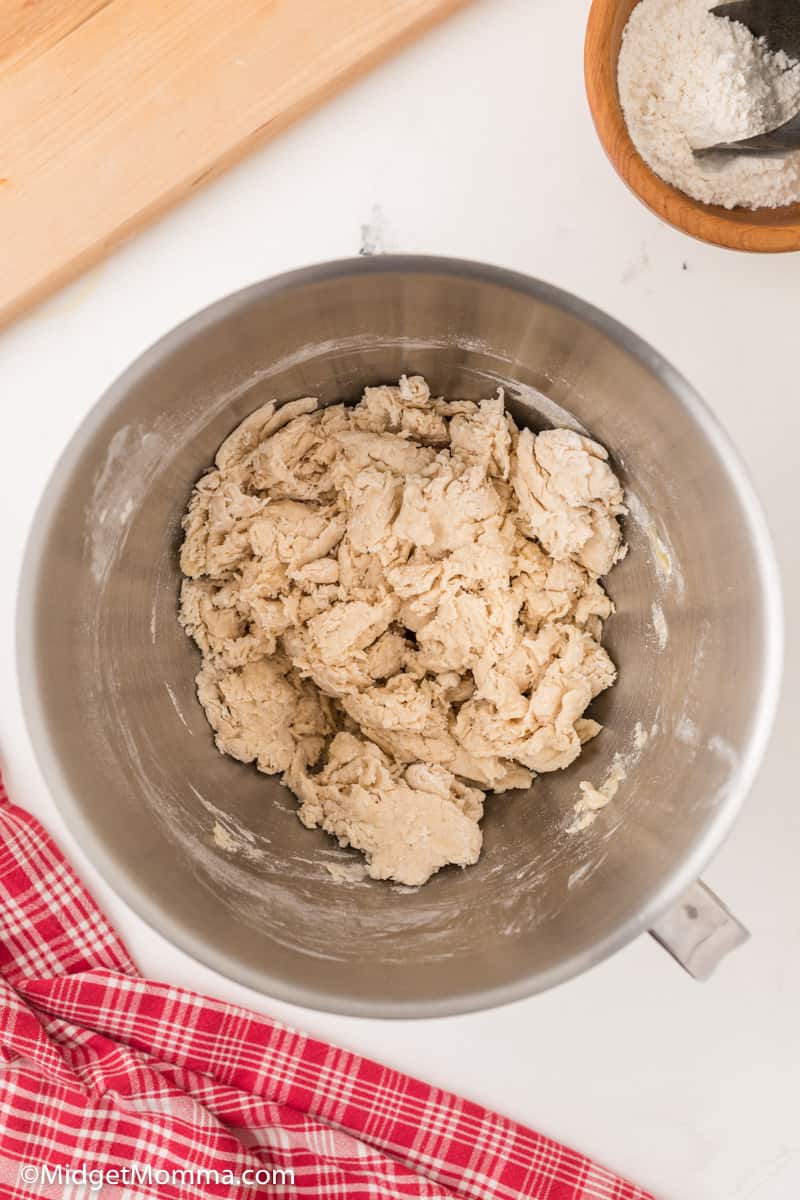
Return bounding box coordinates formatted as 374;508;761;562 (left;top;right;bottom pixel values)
585;0;800;252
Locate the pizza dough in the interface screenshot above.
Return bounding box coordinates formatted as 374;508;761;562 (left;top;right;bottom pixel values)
179;377;626;886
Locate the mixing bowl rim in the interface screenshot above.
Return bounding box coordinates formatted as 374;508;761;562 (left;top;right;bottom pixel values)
16;254;784;1018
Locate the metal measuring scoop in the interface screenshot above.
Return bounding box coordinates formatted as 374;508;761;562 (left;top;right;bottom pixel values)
693;0;800;155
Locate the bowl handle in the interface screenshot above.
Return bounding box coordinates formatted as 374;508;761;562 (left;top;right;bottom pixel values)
649;881;749;980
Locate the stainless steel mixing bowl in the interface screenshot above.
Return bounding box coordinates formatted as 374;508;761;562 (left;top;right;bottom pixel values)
18;257;782;1017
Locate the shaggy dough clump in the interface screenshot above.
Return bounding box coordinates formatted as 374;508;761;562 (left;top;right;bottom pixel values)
179;377;626;886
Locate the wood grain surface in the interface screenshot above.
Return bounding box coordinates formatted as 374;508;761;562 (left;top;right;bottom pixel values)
0;0;470;327
585;0;800;253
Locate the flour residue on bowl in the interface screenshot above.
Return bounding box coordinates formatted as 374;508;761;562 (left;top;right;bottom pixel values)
651;601;669;650
567;772;624;833
626;488;682;593
87;424;167;584
708;733;739;770
676;714;699;746
194;789;270;861
567;711;654;836
163;682;193;733
325;861;369;883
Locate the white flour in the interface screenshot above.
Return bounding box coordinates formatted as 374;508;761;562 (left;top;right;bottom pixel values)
618;0;800;209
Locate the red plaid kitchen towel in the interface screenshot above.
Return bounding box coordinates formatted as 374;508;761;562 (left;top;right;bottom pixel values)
0;777;653;1200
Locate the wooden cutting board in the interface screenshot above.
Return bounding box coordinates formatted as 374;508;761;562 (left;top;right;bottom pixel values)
0;0;470;329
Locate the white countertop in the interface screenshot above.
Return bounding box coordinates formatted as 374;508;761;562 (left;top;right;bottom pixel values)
1;2;797;1197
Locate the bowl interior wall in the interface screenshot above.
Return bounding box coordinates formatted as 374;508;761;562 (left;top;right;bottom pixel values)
21;263;776;1014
